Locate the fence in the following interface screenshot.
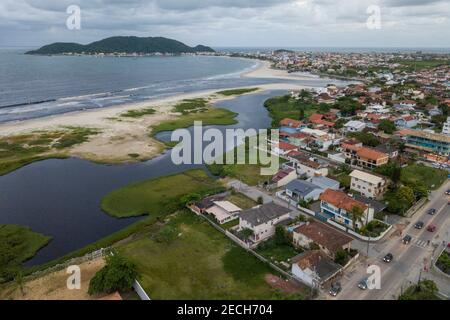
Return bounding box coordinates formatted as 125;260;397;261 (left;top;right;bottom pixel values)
404;198;427;218
190;207;313;289
133;280;151;300
26;247;109;282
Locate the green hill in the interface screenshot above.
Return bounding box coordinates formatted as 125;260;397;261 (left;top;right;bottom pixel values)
26;36;215;55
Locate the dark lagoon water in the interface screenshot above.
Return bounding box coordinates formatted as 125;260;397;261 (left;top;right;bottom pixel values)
0;90;281;266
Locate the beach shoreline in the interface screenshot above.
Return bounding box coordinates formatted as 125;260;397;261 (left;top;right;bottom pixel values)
0;59;306;164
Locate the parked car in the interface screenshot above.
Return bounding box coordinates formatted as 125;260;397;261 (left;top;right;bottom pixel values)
446;189;450;195
329;282;342;297
358;278;369;290
383;253;393;263
402;235;412;244
427;208;436;215
414;221;424;229
427;225;437;232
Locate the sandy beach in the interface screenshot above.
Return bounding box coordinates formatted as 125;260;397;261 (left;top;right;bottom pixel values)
0;60;307;164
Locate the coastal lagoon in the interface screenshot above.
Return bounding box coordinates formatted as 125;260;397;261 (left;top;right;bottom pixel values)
0;51;354;266
0;91;278;266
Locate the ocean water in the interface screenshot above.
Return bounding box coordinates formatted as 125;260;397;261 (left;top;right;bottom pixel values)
0;50;264;122
0;49;353;123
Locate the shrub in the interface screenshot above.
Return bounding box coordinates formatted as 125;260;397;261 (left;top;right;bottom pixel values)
88;253;139;296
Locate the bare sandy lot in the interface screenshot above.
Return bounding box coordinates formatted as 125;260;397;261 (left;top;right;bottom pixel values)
0;258;105;300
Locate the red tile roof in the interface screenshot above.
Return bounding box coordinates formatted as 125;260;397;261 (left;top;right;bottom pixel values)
280;118;303;128
320;189;367;212
357;147;388;161
278;141;298;151
294;221;353;254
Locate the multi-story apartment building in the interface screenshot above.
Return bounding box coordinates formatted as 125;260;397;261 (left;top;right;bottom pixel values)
401;129;450;155
340;141;389;169
349;170;387;199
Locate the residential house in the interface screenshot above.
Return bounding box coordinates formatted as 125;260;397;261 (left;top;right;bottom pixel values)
307;176;340;191
395;115;418;128
284;179;324;202
270;168;297;188
273;141;298;156
344;120;366;133
205;201;242;224
349;170;387;199
288;153;329;177
292;221;353;258
279;118;305;133
319;189;374;229
188;194;226;214
238;203;292;244
399;100;417;108
309;114;335;128
291;250;342;287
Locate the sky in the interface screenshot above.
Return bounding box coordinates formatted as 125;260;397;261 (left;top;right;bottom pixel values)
0;0;449;48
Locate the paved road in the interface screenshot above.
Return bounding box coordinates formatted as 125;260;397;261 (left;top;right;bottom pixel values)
228;178;450;300
333;180;450;300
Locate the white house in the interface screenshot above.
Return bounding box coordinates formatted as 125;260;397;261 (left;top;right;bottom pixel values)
344;120;366;133
349;170;387;199
288;153;329;178
291;251;342;287
205;201;242;224
238;203;291;244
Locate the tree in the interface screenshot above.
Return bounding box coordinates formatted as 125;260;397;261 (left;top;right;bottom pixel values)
334;249;349;266
378;119;396;134
241;228;254;239
257;196;264;205
350;205;365;229
399;280;439;300
155;225;179;244
274;225;288;245
88;252;139;296
180;193;201;206
397;186;415;205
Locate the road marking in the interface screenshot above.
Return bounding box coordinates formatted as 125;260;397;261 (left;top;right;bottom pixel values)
412;237;428;248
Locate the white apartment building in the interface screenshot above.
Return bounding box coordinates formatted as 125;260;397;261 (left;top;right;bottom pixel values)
349;170;387;199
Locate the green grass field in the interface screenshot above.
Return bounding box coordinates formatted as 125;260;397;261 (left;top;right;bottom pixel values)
150;108;238;137
120;107;156;118
101;169;224;218
118;211;306;300
264;95;318;127
401;164;447;190
0;225;51;281
0;127;99;176
216;88;259;96
395;59;449;71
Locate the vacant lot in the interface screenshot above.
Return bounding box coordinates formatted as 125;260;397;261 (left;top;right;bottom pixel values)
0;258;105;300
101;169;224;218
401;164;447;190
118;212;307;300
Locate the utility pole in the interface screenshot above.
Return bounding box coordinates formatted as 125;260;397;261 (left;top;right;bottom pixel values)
366;203;371;257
